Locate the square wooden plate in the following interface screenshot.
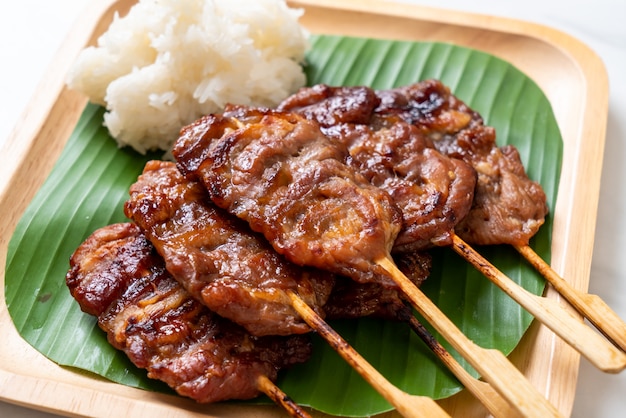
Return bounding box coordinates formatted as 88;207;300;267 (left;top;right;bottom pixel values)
0;0;608;416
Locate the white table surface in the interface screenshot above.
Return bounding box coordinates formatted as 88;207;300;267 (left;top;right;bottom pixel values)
1;0;624;417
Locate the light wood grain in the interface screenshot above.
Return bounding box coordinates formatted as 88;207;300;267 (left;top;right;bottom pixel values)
377;257;563;418
288;291;450;418
399;310;523;418
451;235;626;373
0;0;609;417
515;244;626;353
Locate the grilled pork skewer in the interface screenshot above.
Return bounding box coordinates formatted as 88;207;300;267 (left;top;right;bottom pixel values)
173;108;562;417
276;83;477;254
379;80;626;354
371;80;548;249
124;160;335;337
65;222;312;417
125;161;448;418
279;82;626;370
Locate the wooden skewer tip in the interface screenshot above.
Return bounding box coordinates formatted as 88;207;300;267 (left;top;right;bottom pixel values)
287;290;450;418
375;255;563;418
450;234;626;373
516;244;626;354
256;375;311;418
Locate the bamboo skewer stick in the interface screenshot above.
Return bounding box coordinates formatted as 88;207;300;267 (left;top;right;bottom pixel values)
515;244;626;353
395;307;522;418
287;291;450;418
376;256;563;418
256;375;312;418
451;234;626;372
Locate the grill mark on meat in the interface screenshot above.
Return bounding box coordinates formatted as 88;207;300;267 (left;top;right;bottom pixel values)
278;80;548;247
124;160;334;336
278;84;379;126
374;80;549;246
66;223;312;403
278;84;476;252
173;108;403;287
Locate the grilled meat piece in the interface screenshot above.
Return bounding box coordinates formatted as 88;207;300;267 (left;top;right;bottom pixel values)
325;251;432;320
450;127;549;245
124;160;334;336
173;108;403;287
374;79;483;134
375;79;549;246
66;223;312;403
277;84;380;127
278;84;476;251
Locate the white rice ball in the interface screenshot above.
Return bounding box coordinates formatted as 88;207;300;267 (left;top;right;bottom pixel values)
66;0;309;154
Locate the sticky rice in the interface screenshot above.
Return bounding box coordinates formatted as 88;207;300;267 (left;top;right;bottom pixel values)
66;0;309;154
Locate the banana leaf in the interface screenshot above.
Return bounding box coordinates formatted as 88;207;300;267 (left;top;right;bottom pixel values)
5;35;562;417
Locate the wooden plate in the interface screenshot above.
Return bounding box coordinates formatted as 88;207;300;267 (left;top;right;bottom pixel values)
0;0;608;416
